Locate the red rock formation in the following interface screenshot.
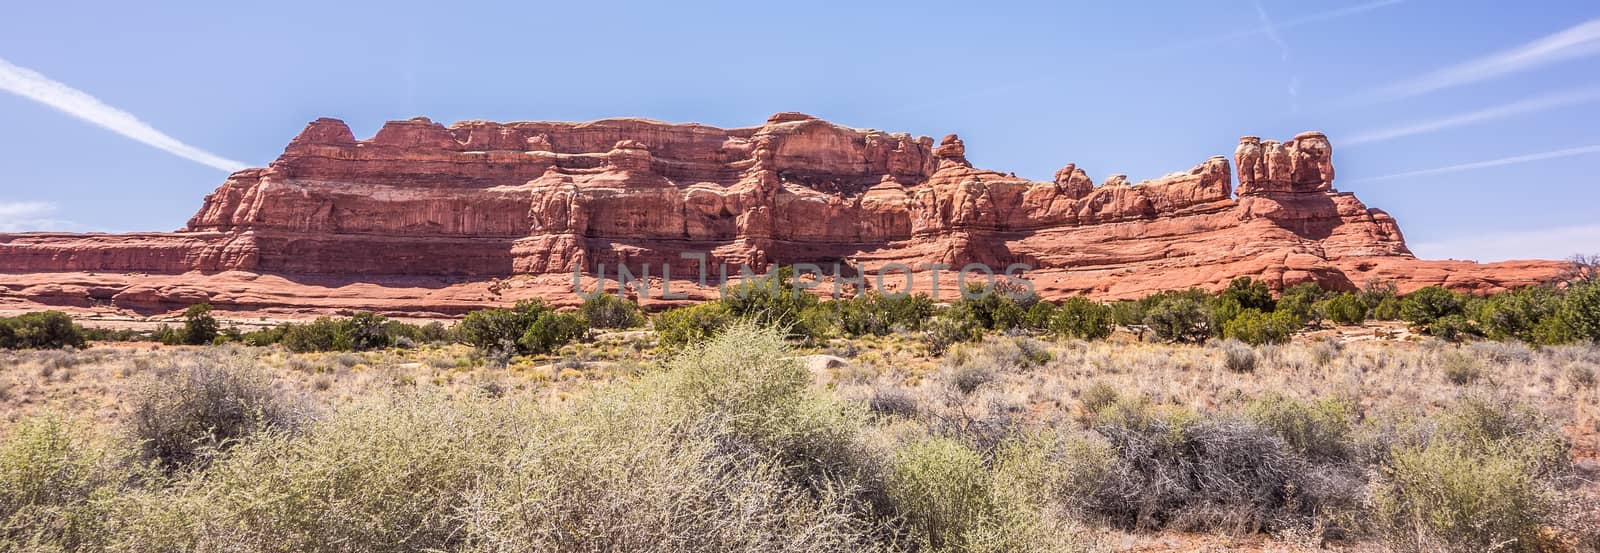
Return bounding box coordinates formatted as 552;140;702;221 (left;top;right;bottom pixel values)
0;114;1567;316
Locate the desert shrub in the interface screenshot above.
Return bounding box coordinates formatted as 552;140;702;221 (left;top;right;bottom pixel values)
1370;395;1574;552
1221;308;1299;345
464;391;871;553
179;303;220;345
579;292;645;329
1323;293;1367;326
116;391;529;552
921;313;983;356
654;302;735;349
1079;381;1119;413
1373;442;1554;553
1437;349;1482;385
517;310;588;354
1085;401;1337;533
886;437;995;551
1051;297;1113;340
1400;286;1464;327
128;359;307;470
1243;394;1356;462
1217;339;1258;373
659;324;867;487
1142;289;1214;343
0;311;85;350
1560;281;1600;343
0;415;132;550
867;386;919;418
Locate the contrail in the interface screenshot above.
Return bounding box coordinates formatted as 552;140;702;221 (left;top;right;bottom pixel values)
0;56;248;172
1355;144;1600;182
1363;17;1600;102
1140;0;1406;56
1346;86;1600;146
897;0;1405;114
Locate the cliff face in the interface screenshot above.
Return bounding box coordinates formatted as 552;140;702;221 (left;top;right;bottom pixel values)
0;113;1566;315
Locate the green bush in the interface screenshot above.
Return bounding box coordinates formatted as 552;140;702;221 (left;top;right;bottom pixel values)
1142;289;1214;343
836;292;936;336
654;302;735;349
579;293;645;329
1276;282;1330;324
722;267;821;338
0;311;84;350
456;300;584;355
1359;278;1399;310
1372;296;1403;320
946;284;1026;332
280;317;348;353
1221;308;1299;345
517;310;588;354
1050;297;1113;340
1401;286;1464;327
1425;314;1478;342
1323;293;1367;325
1022;300;1058;331
1560;281;1600;343
1474;286;1562;343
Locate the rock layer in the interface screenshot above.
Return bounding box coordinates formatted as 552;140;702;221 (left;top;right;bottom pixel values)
0;114;1567;316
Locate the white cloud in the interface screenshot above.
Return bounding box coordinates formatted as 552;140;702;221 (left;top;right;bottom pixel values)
0;56;248;172
0;201;90;232
1346;86;1600;146
1412;224;1600;262
1364;17;1600;102
1352;144;1600;182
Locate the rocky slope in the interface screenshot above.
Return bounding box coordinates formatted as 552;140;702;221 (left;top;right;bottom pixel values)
0;113;1566;316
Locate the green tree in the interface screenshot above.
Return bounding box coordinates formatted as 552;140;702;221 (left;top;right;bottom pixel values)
517;311;588;354
1400;286;1464;327
1051;297;1113;340
654;302;735;349
1143;289;1214;343
342;312;393;351
1323;293;1367;326
1220;277;1274;312
3;311;85;349
1222;308;1300;345
1276;282;1330;323
180;303;220;345
579;293;645;329
1475;286;1562;343
1560;281;1600;343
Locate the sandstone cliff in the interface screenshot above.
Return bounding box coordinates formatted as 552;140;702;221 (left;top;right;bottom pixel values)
0;114;1566;316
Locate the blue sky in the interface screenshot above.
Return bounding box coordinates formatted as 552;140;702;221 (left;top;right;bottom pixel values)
2;0;1597;262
